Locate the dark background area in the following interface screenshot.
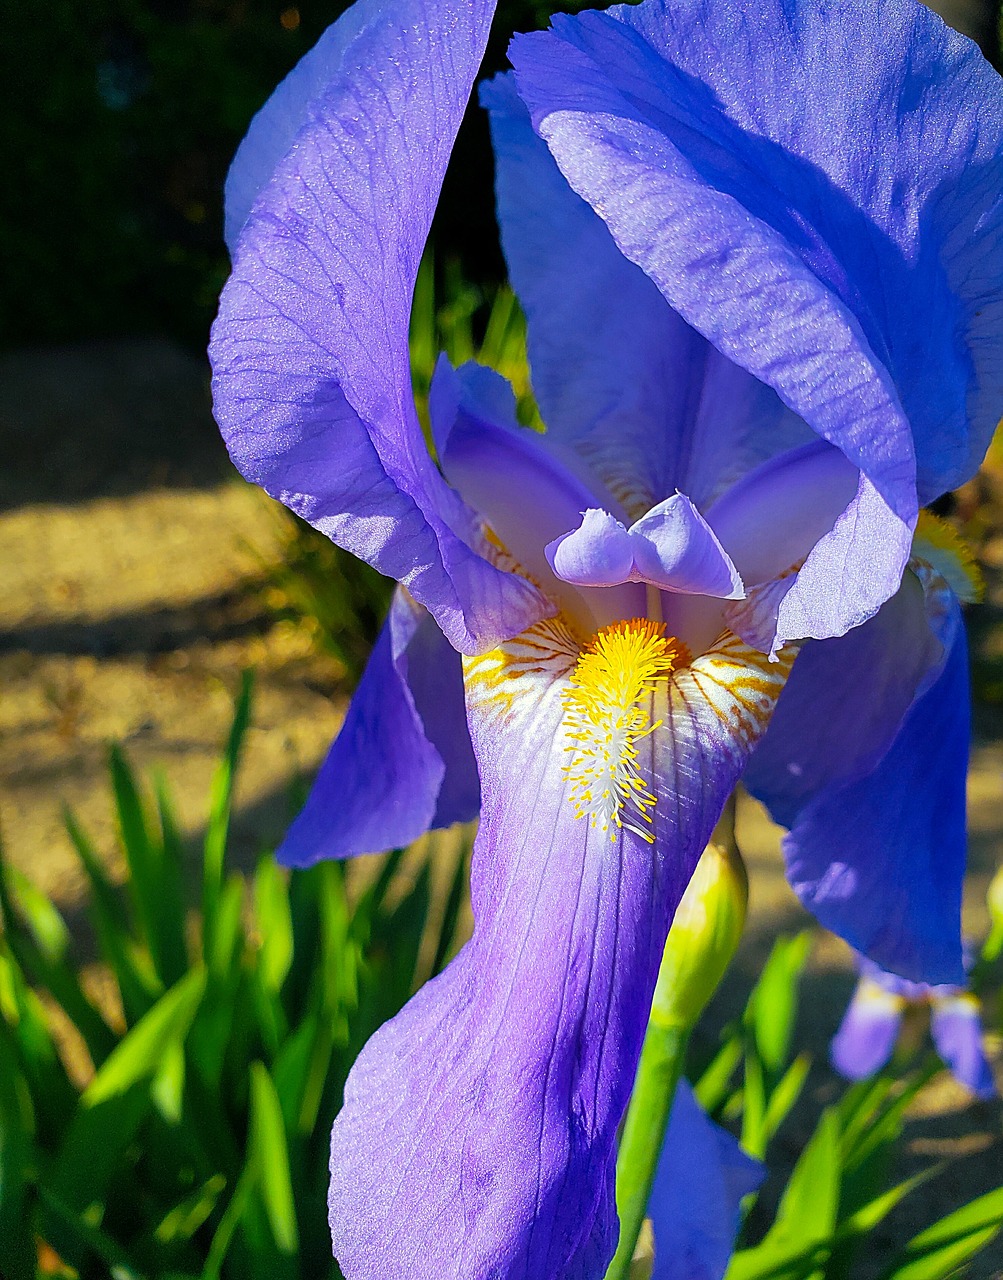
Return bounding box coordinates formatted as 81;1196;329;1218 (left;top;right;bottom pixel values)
0;0;590;349
3;0;998;352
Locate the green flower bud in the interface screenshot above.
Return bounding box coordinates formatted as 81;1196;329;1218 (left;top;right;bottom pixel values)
983;862;1003;965
650;836;748;1032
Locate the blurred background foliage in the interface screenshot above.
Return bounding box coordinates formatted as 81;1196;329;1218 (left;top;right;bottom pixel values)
2;685;1002;1279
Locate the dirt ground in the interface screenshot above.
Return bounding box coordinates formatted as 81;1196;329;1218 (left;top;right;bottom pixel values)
1;338;1001;1276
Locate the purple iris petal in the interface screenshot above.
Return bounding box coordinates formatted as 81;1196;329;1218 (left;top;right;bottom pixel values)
547;508;637;587
930;995;997;1099
433;358;644;631
664;440;859;655
631;495;744;599
211;0;547;656
546;495;743;598
707;443;858;597
510;0;1003;499
279;588;478;867
649;1080;763;1280
768;593;969;985
830;980;903;1081
509;9;917;641
745;570;943;829
509;0;1003;642
328;629;791;1279
223;0;384;251
484;74;812;520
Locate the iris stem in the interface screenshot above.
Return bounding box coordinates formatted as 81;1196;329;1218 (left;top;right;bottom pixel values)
605;1023;689;1280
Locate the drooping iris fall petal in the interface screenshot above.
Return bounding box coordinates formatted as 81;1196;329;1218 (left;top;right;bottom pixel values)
762;592;968;984
279;588;478;867
328;623;792;1279
930;996;997;1099
830;980;904;1081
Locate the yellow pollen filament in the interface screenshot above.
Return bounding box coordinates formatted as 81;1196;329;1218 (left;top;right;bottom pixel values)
562;619;687;844
912;510;984;603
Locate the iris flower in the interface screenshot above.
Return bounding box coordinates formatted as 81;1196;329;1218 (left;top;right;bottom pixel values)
831;953;997;1099
210;0;1003;1274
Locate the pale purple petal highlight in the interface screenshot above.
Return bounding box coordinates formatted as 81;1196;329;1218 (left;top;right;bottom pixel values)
631;494;743;599
830;981;904;1081
930;996;997;1099
279;589;477;866
546;508;637;587
547;496;743;599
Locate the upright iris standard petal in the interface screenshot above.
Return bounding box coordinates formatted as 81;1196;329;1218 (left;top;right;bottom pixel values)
509;0;1003;643
433;359;644;632
223;0;385;251
648;1081;763;1280
768;594;969;984
327;622;792;1279
930;995;997;1099
830;980;904;1081
279;589;478;867
211;0;548;655
483;74;811;520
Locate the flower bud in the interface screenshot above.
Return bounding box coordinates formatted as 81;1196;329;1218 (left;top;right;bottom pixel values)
983;863;1003;964
650;837;748;1032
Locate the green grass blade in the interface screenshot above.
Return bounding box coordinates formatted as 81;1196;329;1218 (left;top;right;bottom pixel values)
0;1030;36;1280
84;967;207;1107
835;1165;941;1247
203;672;253;955
0;856;117;1064
202;1163;253;1280
843;1059;940;1173
40;1184;148;1280
729;1108;841;1280
253;856;293;995
0;943;75;1135
248;1062;299;1254
693;1029;743;1115
63;805;161;1022
109;744;167;968
153;771;193;985
762;1052;811;1142
208;873;246;981
6;865;69;962
154;1174;227;1246
48;1085;151;1215
744;932;812;1077
878;1184;1003;1280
